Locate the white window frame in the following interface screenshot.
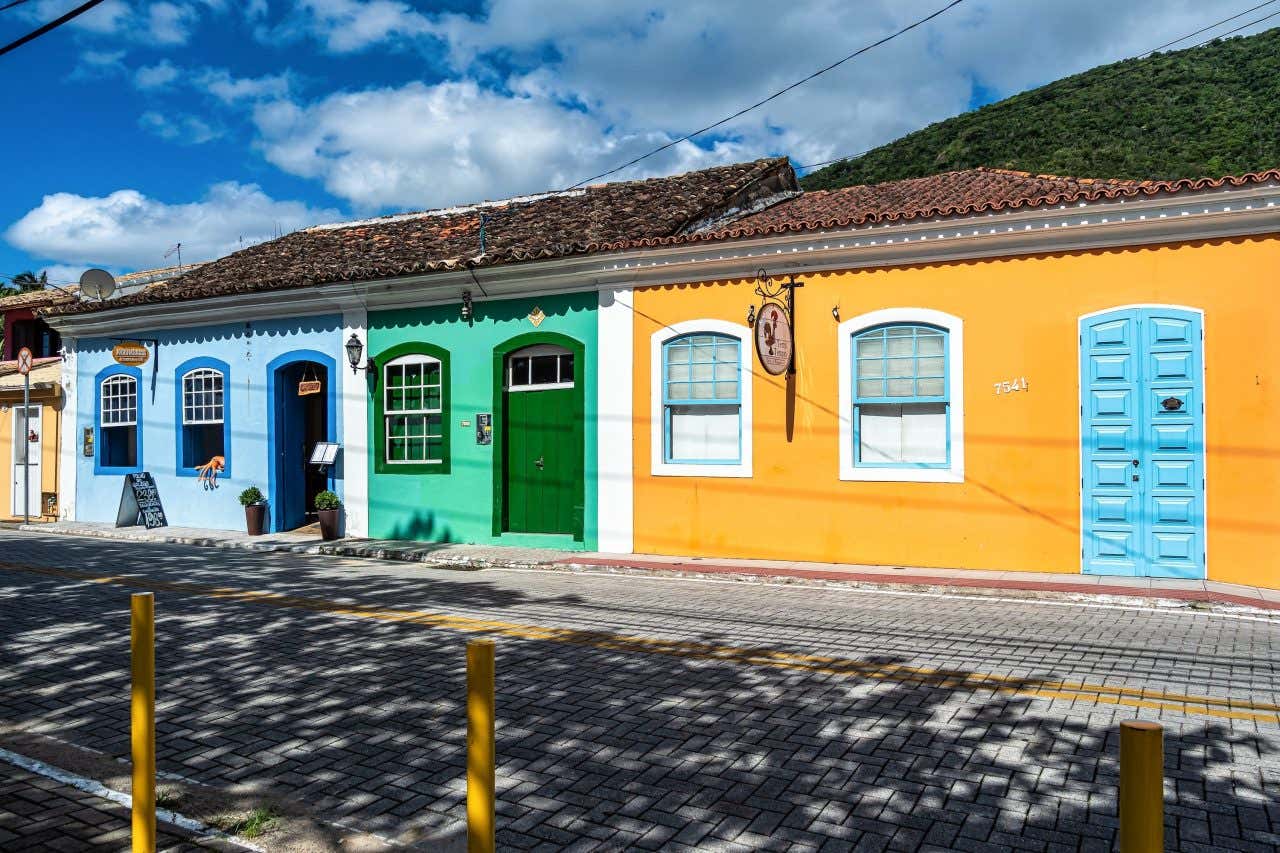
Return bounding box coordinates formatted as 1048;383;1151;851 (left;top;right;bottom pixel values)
100;375;138;427
507;343;575;391
384;353;444;465
838;308;964;483
651;319;752;478
181;368;225;425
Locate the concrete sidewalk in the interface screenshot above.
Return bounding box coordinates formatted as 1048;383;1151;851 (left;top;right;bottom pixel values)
22;519;1280;612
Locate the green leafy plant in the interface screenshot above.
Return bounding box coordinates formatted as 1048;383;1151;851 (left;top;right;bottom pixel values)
238;486;265;506
314;489;341;511
227;806;280;839
803;28;1280;191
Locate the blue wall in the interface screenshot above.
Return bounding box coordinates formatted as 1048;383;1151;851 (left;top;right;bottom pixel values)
73;316;347;531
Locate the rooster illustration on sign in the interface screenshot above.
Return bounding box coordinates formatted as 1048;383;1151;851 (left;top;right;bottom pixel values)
762;309;779;355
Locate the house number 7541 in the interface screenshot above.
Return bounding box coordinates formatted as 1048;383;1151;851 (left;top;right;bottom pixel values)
994;377;1029;395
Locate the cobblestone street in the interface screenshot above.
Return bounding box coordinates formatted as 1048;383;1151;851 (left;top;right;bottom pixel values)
1;530;1277;851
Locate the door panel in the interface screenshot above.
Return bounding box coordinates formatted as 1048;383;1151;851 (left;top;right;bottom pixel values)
11;405;41;517
504;387;576;535
1080;307;1205;578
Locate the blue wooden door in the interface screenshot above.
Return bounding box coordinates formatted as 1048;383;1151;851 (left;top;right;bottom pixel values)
1080;308;1205;578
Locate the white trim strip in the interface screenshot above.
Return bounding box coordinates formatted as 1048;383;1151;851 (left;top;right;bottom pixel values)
596;288;634;553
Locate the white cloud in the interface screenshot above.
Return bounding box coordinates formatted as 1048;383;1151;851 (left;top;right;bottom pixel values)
251;79;744;210
138;111;222;144
5;183;340;272
260;0;433;52
195;67;293;103
22;0;217;45
145;1;198;44
134;60;181;90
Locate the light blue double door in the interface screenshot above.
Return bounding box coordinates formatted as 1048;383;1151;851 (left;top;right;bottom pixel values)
1080;307;1205;578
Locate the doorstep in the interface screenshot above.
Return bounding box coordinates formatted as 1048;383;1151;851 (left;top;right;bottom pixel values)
18;521;1279;613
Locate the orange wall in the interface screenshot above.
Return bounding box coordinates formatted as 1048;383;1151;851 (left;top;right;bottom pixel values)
632;236;1280;588
0;391;63;520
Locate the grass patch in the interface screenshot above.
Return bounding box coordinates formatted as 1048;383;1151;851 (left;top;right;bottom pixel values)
217;805;282;839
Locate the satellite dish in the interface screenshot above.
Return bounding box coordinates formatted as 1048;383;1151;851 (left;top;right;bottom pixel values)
79;268;116;301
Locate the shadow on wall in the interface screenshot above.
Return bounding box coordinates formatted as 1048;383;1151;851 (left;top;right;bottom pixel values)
388;510;459;544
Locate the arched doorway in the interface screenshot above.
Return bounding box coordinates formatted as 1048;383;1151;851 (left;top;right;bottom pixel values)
496;337;584;538
267;351;336;533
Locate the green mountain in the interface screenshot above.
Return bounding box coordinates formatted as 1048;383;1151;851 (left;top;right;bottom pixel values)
802;27;1280;190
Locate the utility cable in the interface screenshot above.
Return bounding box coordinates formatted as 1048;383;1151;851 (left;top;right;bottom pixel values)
0;0;33;12
0;0;105;59
798;2;1280;172
563;0;968;189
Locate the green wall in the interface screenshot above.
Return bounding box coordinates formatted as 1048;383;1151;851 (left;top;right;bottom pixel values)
367;292;598;549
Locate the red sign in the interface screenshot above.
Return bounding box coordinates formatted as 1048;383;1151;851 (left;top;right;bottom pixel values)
16;347;32;376
754;303;792;375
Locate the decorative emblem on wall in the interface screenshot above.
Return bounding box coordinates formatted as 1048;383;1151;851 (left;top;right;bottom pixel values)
528;306;546;327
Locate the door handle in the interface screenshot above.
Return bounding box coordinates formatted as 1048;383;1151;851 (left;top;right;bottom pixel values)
534;456;544;470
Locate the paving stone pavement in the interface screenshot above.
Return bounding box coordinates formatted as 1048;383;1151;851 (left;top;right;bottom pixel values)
0;759;210;851
0;531;1277;851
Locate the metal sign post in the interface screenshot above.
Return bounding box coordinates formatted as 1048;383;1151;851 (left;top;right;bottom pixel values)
17;346;32;525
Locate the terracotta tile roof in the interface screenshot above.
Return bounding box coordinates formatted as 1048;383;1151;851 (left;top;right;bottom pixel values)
0;356;60;380
687;166;1280;241
46;158;797;317
0;287;77;312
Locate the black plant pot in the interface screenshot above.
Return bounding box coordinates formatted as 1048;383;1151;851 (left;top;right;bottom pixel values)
318;508;340;541
245;504;267;536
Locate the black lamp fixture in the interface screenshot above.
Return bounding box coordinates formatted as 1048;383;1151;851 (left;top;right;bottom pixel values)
746;304;756;327
345;333;373;375
461;289;474;323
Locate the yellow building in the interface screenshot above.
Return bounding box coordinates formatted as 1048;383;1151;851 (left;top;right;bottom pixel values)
617;167;1280;589
0;358;63;522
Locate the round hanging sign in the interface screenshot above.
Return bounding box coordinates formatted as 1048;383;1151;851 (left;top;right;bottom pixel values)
112;342;150;366
754;302;792;375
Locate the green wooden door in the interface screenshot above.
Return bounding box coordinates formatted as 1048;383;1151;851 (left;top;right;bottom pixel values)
504;386;579;534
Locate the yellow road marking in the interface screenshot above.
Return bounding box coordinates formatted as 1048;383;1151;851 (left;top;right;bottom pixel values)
5;562;1279;724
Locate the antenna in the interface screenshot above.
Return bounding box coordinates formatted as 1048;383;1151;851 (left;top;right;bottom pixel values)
79;268;116;301
164;242;183;273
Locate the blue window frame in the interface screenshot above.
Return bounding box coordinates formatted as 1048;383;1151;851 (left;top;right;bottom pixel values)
174;357;232;478
852;324;950;468
94;365;143;475
662;332;741;464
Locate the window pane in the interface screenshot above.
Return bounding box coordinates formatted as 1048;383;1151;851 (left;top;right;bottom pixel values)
856;335;883;357
856;379;882;397
886;335;914;356
424;386;442;411
690;382;713;400
858;403;947;465
714;344;737;362
917;377;945;397
917;356;945;377
667;382;691;400
886;358;914;378
669;404;739;462
917;334;945;355
714;362;737;381
691;362;714;381
530;355;558;384
510;356;530;385
667;362;690;382
559;354;574;382
714;382;737;400
887;378;914;396
857;359;883;379
691;343;715;361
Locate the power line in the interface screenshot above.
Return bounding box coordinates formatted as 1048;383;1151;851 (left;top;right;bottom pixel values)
798;3;1280;173
563;0;969;190
0;0;105;59
0;0;34;12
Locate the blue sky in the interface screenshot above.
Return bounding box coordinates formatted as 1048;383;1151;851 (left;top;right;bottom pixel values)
0;0;1271;284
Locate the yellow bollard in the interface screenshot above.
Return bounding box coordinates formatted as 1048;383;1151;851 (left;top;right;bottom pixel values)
1119;720;1163;853
467;639;495;853
131;592;156;853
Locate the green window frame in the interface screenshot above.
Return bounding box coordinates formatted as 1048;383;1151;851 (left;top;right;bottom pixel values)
373;342;451;475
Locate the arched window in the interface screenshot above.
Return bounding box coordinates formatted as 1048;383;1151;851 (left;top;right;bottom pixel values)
650;320;752;477
384;353;445;465
180;365;226;471
98;372;140;471
838;309;964;482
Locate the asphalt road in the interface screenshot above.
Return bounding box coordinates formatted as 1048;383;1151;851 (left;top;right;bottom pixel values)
1;531;1277;851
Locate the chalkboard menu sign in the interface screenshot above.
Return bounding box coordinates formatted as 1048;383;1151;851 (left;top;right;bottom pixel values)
116;472;168;529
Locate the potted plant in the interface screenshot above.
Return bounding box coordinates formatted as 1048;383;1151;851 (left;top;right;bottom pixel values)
314;490;341;541
239;486;267;536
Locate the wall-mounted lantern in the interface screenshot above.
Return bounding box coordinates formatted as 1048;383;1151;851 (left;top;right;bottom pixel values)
461;290;474;324
345;333;374;375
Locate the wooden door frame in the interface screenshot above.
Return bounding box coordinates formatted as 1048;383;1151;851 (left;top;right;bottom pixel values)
266;349;336;533
491;331;586;540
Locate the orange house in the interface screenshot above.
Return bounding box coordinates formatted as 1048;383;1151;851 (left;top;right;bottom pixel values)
612;167;1280;589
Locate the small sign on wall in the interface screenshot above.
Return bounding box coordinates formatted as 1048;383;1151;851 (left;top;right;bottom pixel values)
111;342;150;367
476;413;492;445
83;427;94;457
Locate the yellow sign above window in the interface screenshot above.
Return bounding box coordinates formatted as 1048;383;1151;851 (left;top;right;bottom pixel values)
111;342;150;366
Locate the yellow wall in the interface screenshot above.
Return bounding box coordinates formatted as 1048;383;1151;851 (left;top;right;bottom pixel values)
0;391;63;520
632;236;1280;588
